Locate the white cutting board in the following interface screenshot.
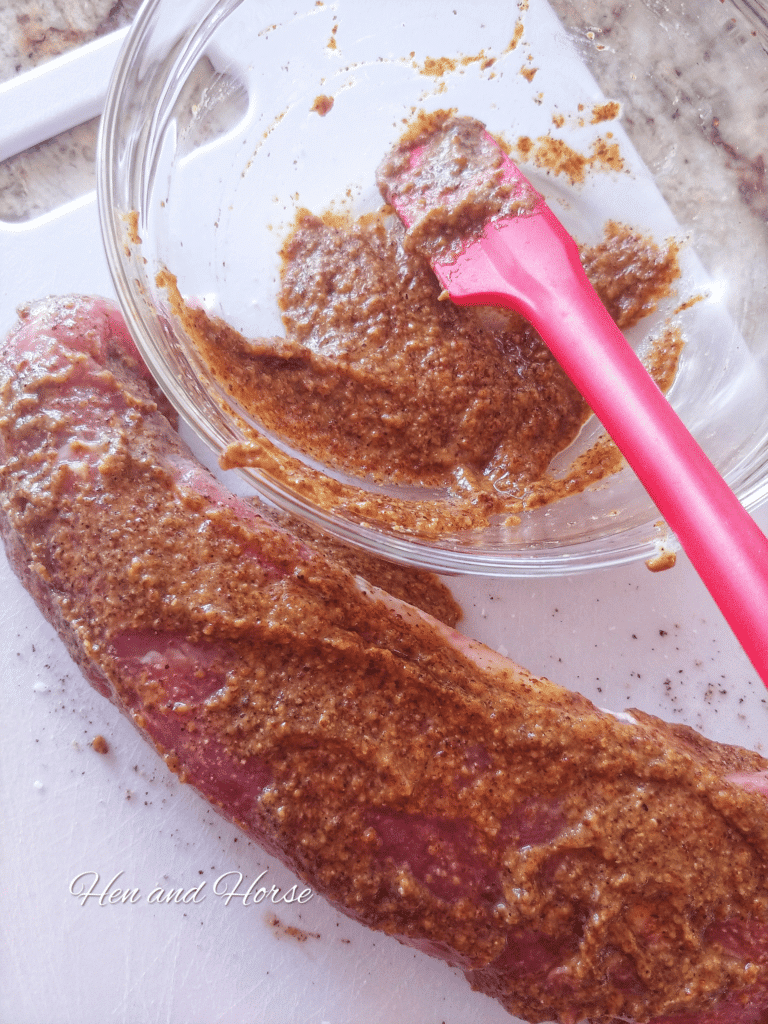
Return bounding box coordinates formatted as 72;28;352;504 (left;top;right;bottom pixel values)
1;28;768;1024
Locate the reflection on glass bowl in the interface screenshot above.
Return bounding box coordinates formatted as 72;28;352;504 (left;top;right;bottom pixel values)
98;0;768;576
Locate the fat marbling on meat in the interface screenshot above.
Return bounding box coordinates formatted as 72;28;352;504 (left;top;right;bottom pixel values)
1;295;767;1024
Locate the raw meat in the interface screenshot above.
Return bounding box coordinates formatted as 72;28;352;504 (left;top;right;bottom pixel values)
1;296;767;1024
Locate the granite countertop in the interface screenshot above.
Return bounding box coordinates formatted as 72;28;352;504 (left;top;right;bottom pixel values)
2;0;765;247
3;0;764;269
0;0;137;221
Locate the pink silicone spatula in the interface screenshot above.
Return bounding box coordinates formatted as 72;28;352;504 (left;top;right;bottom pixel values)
380;118;768;689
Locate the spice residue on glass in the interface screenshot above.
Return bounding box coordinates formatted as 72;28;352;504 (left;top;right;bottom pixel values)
161;112;683;536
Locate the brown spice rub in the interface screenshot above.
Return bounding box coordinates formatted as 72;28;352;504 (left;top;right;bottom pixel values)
3;296;768;1023
171;213;680;522
267;914;320;941
515;132;625;184
592;100;621;124
507;21;524;51
159;113;683;537
258;504;462;626
376;112;541;263
416;48;498;78
645;547;677;572
581;221;681;332
311;94;333;116
524;323;683;512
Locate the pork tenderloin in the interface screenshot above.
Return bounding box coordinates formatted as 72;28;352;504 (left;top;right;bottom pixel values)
1;295;767;1024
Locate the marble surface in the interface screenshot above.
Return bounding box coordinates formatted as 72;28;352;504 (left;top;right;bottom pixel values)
2;0;766;240
0;0;137;221
550;0;768;348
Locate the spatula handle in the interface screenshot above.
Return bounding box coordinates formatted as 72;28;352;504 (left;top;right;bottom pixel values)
438;210;768;686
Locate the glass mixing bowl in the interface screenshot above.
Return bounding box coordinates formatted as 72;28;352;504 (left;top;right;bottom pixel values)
98;0;768;576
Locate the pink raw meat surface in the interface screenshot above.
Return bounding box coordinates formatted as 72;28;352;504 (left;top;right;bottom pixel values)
1;296;767;1024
